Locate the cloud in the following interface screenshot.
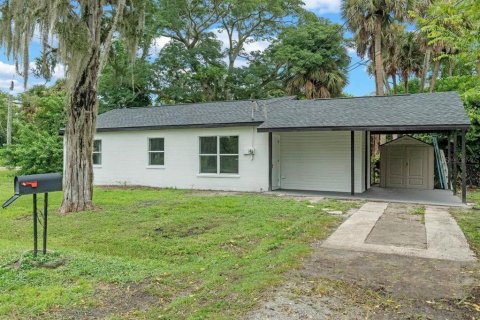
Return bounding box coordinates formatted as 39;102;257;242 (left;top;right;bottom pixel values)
345;46;356;56
0;60;66;95
0;61;16;77
0;79;23;94
243;39;271;53
150;36;171;56
302;0;341;13
52;63;65;79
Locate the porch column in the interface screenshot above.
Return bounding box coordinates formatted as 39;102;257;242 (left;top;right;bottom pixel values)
447;132;452;190
351;130;355;195
268;132;272;191
461;129;467;203
453;131;458;195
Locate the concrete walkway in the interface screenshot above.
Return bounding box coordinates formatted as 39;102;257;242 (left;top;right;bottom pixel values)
322;202;476;262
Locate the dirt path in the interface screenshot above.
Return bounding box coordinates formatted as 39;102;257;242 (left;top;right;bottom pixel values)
247;203;480;319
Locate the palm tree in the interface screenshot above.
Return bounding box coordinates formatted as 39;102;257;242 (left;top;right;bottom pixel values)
272;15;350;99
342;0;413;96
286;69;347;99
383;23;406;94
397;31;424;93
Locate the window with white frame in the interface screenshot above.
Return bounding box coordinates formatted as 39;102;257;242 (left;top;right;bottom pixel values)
93;140;102;165
199;136;239;174
148;138;165;165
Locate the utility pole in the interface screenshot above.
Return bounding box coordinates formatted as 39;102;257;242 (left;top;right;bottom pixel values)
6;81;14;145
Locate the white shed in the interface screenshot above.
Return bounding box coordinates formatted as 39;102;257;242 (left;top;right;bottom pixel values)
380;136;434;189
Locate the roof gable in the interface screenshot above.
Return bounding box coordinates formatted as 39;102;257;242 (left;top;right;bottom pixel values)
380;135;432;147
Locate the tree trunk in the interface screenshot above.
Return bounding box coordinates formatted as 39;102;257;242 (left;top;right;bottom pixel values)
374;16;385;96
60;0;102;214
201;80;214;101
380;134;386;144
305;80;314;99
371;134;380;156
403;74;409;94
383;68;391;94
429;59;440;93
419;47;431;92
448;59;455;77
372;16;385;160
392;73;397;94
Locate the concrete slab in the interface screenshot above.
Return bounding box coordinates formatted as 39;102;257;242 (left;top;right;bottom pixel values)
272;186;465;207
425;206;477;261
365;203;427;249
322;202;476;262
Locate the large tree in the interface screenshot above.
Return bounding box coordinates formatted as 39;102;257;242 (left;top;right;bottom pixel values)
342;0;413;96
0;0;147;213
217;0;302;98
152;35;227;104
99;41;153;113
270;15;350;99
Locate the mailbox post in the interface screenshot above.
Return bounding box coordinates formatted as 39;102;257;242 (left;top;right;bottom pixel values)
2;173;62;257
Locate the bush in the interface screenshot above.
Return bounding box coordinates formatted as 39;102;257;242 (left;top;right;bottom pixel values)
0;83;66;174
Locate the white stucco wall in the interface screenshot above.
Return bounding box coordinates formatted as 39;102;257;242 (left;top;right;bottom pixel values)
92;126;270;192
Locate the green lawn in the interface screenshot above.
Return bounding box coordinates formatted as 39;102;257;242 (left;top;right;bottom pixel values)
0;170;359;319
451;189;480;255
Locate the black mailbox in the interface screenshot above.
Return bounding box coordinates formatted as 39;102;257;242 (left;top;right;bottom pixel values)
15;173;62;195
2;172;63;257
3;173;62;208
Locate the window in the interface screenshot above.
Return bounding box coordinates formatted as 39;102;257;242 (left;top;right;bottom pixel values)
199;136;239;174
93;140;102;165
148;138;165;166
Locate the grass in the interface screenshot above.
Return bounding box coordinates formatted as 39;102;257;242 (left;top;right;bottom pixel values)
0;170;360;319
409;206;426;224
451;188;480;255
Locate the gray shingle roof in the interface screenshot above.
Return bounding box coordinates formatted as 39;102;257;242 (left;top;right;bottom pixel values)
96;92;470;132
258;92;470;132
96;96;294;131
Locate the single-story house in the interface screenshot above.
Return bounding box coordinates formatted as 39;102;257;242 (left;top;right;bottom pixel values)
90;92;471;203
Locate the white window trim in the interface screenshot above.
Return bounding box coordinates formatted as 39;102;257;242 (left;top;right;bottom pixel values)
147;137;165;167
93;139;102;167
199;135;239;175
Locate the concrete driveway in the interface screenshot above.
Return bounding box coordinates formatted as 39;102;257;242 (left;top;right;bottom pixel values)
322;202;476;261
247;202;479;319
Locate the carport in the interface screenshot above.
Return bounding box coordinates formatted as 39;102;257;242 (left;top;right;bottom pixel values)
260;92;471;204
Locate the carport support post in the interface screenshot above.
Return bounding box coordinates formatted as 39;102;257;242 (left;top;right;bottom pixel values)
268;132;272;191
453;131;457;195
43;193;48;254
351;131;355;195
461;129;467;203
33;194;37;257
447;133;452;190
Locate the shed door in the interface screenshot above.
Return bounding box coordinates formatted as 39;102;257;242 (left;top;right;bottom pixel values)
386;146;428;189
406;147;428;189
386;147;406;188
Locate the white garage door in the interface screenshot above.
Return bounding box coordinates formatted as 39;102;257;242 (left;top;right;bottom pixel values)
277;131;363;192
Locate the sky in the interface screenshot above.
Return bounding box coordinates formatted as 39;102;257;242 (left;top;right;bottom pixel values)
0;0;375;97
